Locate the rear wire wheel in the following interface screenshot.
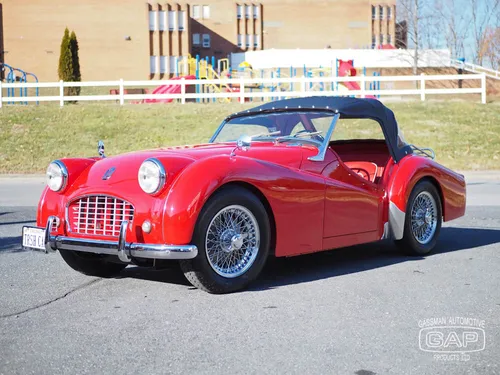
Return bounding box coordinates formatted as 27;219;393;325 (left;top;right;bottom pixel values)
395;180;442;255
180;186;271;293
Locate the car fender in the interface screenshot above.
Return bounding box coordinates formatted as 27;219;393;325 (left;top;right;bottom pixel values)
36;158;96;228
386;155;466;240
162;154;326;256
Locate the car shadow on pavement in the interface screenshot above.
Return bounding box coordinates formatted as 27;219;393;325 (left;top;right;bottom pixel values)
117;262;192;287
249;226;500;291
0;236;26;253
0;220;36;226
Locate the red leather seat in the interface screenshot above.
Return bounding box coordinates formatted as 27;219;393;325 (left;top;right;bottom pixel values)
344;161;378;183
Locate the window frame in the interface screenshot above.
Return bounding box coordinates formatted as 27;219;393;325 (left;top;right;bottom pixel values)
149;10;157;31
178;11;186;31
202;5;210;19
168;11;176;31
202;33;211;48
192;5;201;19
253;4;259;19
193;33;201;46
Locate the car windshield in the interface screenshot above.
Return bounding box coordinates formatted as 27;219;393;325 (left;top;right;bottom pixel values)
210;110;337;144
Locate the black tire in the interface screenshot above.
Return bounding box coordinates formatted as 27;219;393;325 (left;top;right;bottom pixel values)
59;250;127;277
395;180;442;256
180;186;271;294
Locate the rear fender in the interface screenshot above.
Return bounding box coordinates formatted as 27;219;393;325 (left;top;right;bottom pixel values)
162;155;326;256
386;155;466;239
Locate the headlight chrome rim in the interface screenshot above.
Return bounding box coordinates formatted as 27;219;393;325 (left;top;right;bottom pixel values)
138;158;166;195
46;160;68;192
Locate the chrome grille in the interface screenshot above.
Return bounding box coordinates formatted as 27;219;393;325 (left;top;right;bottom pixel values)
67;195;134;237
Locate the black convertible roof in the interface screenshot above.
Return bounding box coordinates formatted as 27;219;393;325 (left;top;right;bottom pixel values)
229;96;412;162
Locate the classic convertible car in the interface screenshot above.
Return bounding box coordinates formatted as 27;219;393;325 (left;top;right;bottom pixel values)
23;97;466;293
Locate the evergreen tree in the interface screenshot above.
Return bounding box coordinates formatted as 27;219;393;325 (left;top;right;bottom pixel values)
69;31;81;96
57;28;72;85
57;27;82;99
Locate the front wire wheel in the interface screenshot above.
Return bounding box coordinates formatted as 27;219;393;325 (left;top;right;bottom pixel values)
180;186;271;293
395;180;442;255
205;205;260;278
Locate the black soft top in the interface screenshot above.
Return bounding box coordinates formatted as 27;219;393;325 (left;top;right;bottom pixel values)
228;97;412;162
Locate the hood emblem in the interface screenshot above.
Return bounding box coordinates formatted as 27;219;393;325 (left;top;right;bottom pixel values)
98;140;106;158
102;167;116;180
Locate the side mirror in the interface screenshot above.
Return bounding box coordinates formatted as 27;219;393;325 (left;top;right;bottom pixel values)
236;135;252;150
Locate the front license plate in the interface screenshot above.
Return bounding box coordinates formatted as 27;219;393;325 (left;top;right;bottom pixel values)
22;226;46;251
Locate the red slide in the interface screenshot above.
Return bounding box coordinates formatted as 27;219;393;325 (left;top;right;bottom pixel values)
145;75;196;103
337;60;376;99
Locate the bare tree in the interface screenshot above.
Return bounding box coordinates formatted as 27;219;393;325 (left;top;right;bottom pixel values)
470;0;500;65
397;0;438;74
482;26;500;69
435;0;471;59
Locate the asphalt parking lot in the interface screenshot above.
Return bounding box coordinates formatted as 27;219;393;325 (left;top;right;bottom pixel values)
1;174;499;375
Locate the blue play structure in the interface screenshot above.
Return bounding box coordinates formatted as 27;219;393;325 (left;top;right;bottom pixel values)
1;63;39;105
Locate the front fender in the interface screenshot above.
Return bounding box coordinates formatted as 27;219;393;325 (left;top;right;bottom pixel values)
386;155;466;239
162;155;326;256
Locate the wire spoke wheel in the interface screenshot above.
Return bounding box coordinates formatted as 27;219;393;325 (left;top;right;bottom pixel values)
205;205;260;278
410;191;438;245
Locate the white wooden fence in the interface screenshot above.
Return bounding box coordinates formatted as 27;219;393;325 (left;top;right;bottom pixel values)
0;73;487;107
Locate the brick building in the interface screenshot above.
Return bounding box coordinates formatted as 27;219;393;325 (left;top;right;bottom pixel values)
0;0;396;81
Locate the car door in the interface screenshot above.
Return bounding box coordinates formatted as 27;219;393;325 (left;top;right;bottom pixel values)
321;149;384;240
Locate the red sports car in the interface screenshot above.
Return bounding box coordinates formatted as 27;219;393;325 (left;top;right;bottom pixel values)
22;97;466;293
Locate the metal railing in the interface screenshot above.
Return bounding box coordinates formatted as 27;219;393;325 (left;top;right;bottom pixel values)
451;60;500;80
0;73;487;107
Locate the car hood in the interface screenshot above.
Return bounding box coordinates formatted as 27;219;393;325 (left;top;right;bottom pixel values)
66;142;308;196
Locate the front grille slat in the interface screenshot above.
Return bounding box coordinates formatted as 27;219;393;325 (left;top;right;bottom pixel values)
68;195;134;238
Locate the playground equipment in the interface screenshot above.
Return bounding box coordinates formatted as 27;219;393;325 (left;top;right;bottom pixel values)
0;63;39;105
145;54;382;104
144;75;196;104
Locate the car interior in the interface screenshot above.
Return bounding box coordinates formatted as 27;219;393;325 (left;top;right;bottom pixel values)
329;139;392;185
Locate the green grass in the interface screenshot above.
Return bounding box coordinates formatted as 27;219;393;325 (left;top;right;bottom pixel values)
0;101;499;173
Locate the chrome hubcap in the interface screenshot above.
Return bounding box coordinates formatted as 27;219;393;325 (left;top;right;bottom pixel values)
205;205;260;278
411;191;438;245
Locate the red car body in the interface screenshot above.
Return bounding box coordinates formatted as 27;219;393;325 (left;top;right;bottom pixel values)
29;97;466;292
37;139;466;258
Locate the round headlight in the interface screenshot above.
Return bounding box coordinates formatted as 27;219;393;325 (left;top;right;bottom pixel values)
138;158;166;194
46;160;68;192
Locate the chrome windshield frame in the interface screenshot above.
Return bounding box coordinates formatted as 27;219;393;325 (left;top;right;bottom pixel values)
209;108;340;162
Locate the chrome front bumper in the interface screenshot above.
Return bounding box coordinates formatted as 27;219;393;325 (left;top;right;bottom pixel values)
44;216;198;263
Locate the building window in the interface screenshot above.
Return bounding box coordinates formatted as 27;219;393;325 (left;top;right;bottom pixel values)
202;5;210;19
178;11;186;30
387;34;392;45
387;6;393;20
160;56;167;74
202;33;211;48
169;56;177;74
245;34;251;47
150;56;157;74
253;5;259;19
371;35;376;49
168;11;176;30
380;33;384;45
237;5;242;19
192;5;201;19
245;5;251;19
254;34;259;48
159;11;166;31
149;11;157;31
237;34;243;47
379;5;384;19
193;33;201;46
371;6;377;20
